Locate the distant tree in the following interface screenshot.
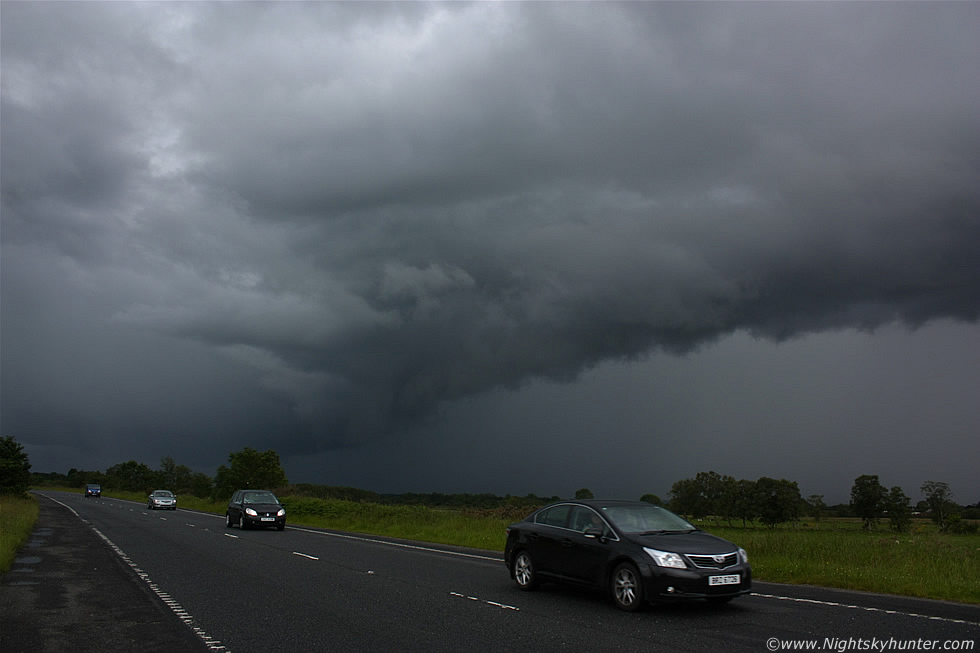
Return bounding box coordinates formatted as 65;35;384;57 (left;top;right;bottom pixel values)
0;436;32;495
733;479;758;527
575;488;594;500
807;495;827;522
715;474;740;526
214;447;288;499
639;493;663;506
105;460;158;493
668;471;729;520
920;481;958;532
188;472;214;498
669;477;707;519
886;486;912;533
755;477;803;528
850;475;887;530
158;456;196;492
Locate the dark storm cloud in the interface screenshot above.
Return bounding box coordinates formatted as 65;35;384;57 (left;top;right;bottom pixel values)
2;2;978;488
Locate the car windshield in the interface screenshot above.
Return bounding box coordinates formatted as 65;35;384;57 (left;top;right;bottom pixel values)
601;504;696;534
243;491;279;504
153;491;173;497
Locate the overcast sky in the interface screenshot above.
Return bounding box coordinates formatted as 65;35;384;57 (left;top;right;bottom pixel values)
2;2;978;505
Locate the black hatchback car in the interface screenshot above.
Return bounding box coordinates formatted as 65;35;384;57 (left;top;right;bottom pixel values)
505;500;751;611
225;489;286;530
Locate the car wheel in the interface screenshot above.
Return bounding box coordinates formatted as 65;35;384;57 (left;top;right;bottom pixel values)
225;513;232;528
277;523;285;531
239;514;247;530
611;562;644;612
512;550;539;591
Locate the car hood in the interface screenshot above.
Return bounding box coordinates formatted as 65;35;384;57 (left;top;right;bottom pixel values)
243;502;282;512
625;531;737;555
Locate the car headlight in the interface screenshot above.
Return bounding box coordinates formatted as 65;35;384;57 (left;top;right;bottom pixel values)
738;548;749;564
245;508;258;516
644;547;687;569
277;508;286;517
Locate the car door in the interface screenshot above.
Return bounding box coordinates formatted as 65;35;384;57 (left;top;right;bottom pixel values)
227;491;243;521
528;504;573;577
560;506;614;585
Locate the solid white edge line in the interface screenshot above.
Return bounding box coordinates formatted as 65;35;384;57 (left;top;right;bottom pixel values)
751;593;979;627
38;493;231;651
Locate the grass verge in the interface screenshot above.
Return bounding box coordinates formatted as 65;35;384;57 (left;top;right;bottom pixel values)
0;494;40;573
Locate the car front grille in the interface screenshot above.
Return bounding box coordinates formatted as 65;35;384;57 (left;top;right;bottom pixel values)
686;553;739;569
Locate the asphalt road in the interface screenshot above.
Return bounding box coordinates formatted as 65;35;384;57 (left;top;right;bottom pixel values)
2;492;977;653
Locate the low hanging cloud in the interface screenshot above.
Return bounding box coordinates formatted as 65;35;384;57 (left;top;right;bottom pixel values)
2;2;978;460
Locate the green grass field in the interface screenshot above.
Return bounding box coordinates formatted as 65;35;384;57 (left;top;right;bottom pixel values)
0;494;39;573
6;489;978;604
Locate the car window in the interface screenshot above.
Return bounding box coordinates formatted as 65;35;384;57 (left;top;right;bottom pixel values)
243;491;279;504
535;504;571;528
569;506;609;534
602;504;695;534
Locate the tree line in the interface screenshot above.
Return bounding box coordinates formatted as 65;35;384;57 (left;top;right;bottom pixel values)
660;470;977;533
2;436;977;531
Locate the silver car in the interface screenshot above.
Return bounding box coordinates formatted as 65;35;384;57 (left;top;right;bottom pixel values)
147;489;177;510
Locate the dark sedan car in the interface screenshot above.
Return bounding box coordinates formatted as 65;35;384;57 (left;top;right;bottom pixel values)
504;499;751;611
84;484;102;498
225;489;286;531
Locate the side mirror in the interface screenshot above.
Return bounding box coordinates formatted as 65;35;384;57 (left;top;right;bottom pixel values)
583;526;605;540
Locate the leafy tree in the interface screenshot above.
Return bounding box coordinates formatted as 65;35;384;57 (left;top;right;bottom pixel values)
188;471;214;498
0;436;32;495
668;477;708;519
639;493;663;506
886;486;912;533
850;475;887;530
733;479;758;527
158;457;194;491
105;460;158;493
920;481;958;532
574;488;594;500
668;471;728;520
715;474;740;526
807;495;827;522
755;477;803;528
214;447;288;499
67;468;105;488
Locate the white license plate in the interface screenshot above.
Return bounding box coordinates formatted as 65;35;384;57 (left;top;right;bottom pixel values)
709;574;740;586
260;517;275;522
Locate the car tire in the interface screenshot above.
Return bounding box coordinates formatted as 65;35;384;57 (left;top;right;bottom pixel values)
239;514;247;530
512;550;539;591
225;513;232;528
611;562;645;612
277;523;285;531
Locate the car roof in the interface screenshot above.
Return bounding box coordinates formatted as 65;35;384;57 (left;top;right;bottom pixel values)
542;499;655;510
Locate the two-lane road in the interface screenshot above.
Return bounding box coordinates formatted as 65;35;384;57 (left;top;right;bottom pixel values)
6;492;978;652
